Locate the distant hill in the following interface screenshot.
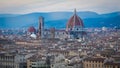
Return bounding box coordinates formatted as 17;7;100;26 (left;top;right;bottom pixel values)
0;14;19;17
0;11;120;29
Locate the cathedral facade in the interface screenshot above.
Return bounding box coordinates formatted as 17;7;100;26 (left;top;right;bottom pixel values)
38;9;85;40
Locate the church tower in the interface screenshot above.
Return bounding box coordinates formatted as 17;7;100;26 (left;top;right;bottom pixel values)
38;16;44;39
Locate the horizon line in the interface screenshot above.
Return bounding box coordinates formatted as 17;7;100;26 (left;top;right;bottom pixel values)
0;10;120;15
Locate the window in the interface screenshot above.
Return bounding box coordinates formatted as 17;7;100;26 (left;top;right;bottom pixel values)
32;67;36;68
77;28;79;31
57;32;59;34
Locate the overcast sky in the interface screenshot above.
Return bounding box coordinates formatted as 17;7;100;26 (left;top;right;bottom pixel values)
0;0;120;14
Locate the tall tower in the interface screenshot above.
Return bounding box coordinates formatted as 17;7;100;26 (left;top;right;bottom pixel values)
50;27;55;39
38;16;44;39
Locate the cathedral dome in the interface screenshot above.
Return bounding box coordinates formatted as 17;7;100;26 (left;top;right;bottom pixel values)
28;26;36;33
66;9;84;31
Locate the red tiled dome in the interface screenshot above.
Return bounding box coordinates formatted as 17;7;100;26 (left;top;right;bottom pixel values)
28;26;36;33
66;9;84;30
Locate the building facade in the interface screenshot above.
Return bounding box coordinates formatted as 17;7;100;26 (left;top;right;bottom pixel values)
0;53;19;68
37;9;86;40
83;57;105;68
66;9;84;39
83;57;120;68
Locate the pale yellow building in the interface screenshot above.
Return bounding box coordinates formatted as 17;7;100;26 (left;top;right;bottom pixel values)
83;57;105;68
104;62;120;68
49;50;69;57
27;54;50;68
83;57;120;68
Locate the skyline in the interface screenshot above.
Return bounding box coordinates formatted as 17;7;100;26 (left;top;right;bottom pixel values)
0;0;120;14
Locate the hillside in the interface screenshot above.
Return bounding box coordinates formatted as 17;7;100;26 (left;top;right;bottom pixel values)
0;11;120;29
